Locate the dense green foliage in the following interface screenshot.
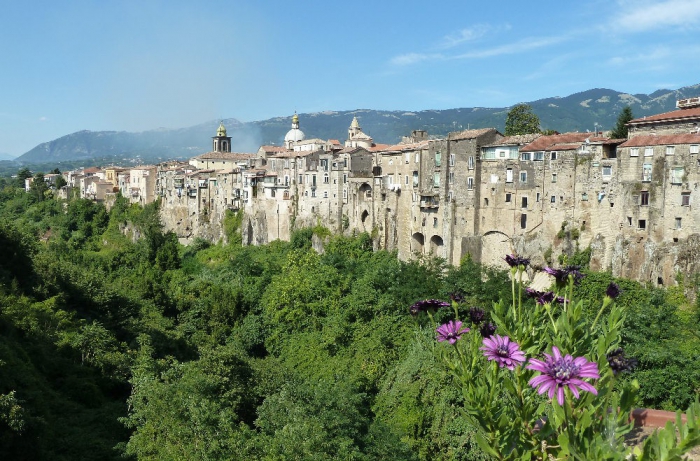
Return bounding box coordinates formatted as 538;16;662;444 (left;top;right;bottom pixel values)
0;177;698;459
504;103;541;136
611;105;634;139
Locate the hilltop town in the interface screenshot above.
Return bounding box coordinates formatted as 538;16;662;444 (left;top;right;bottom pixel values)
34;98;700;288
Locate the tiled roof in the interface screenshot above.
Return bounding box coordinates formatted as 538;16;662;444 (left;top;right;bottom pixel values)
259;145;287;153
196;151;256;160
376;140;430;153
449;127;497;141
370;143;391;152
482;133;541;147
619;134;700;148
629;107;700;124
520;133;609;152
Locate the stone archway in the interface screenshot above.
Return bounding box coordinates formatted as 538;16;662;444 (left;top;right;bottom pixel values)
361;209;369;224
359;183;372;201
412;232;425;253
430;235;444;257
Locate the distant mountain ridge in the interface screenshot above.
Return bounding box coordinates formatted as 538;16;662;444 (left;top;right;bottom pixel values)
16;83;700;165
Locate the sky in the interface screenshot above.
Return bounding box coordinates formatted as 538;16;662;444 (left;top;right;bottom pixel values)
2;0;700;157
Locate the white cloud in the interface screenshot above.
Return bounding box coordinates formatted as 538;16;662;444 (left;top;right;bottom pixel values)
452;35;567;59
440;24;510;48
38;116;49;121
389;34;566;67
389;52;444;66
615;0;700;32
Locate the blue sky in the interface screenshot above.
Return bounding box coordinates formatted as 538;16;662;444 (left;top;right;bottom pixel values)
2;0;700;156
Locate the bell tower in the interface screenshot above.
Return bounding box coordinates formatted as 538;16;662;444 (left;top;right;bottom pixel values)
212;121;232;153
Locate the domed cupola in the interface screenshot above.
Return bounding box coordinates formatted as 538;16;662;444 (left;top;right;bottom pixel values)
284;112;305;148
212;121;232;153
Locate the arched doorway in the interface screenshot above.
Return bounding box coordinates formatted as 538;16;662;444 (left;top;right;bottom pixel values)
359;183;372;201
430;235;444;257
412;232;425;253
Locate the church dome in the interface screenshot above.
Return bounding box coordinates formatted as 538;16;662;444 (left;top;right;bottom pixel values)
216;121;227;137
284;112;305;143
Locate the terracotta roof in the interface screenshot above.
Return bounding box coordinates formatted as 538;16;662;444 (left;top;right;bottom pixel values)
82;167;101;174
448;127;498;141
370;143;391;152
259;145;287;153
482;133;541;147
196;151;256;160
629;106;700;125
619;134;700;148
520;133;609;152
376;140;430;153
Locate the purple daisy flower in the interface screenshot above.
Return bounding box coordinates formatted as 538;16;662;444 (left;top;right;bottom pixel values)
436;320;470;344
606;348;638;375
606;282;622;299
525;288;560;305
526;346;599;405
449;292;465;303
468;307;485;324
479;321;497;338
505;254;530;268
410;299;450;316
480;335;526;370
543;265;585;286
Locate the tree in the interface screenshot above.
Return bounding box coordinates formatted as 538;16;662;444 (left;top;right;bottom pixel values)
504;104;541;136
611;105;634;139
16;168;32;188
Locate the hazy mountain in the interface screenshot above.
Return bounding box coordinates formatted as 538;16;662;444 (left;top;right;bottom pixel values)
16;83;700;165
0;152;16;161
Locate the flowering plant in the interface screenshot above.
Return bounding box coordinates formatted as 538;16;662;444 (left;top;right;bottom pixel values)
412;256;700;460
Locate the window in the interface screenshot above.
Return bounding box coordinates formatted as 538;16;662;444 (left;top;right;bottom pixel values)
520;171;527;182
405;152;410;164
435;152;442;167
627;216;632;226
682;192;691;206
299;174;303;184
323;191;328;198
433;172;440;187
343;189;347;198
449;153;455;166
433;217;438;227
415;153;420;163
640;191;649;206
551;173;557;183
343;174;348;184
551;151;558;160
670;167;684;185
630;148;639;157
323;174;329;184
312;175;317;186
505;193;512;203
521;152;532;161
642;163;652;182
534;152;544;161
449;172;454;184
676;217;682;229
482;149;495;160
506;168;513;183
521;213;527;229
484;198;489;206
536;192;540;202
498;150;507;159
638;219;646;229
521;196;528;208
467;177;474;190
551;196;556;203
666;145;675;155
644;147;654;157
311;189;316;197
468;156;475;169
602;165;612;177
413;171;418;187
691;145;699;154
405;175;409;185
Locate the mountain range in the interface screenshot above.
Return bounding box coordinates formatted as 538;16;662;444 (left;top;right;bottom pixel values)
15;83;700;165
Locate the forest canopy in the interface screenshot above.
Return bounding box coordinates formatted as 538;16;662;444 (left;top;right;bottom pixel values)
0;177;699;460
